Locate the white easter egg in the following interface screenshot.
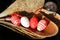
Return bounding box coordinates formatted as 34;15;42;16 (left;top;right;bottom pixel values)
21;16;29;28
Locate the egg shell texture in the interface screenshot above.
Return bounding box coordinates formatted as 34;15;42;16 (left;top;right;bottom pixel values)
11;16;20;26
21;17;29;28
30;16;38;29
37;20;47;31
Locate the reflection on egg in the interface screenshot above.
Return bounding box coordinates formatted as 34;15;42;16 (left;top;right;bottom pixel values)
21;16;29;28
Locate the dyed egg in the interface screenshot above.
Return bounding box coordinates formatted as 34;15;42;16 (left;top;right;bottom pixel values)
30;16;38;29
37;20;48;31
21;16;29;28
11;16;20;26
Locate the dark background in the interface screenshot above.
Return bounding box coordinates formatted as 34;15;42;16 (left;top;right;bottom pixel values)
0;0;60;40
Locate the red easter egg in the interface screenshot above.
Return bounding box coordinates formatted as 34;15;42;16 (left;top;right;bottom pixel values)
30;16;38;29
37;20;48;31
10;16;20;26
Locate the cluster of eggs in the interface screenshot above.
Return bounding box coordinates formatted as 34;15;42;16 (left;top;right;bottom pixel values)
9;13;49;31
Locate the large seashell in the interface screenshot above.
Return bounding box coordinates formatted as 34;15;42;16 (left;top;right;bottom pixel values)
0;0;59;39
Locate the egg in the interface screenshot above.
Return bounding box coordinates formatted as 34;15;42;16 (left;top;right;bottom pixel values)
10;13;21;26
37;20;48;31
20;16;29;28
30;16;38;29
10;16;20;26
